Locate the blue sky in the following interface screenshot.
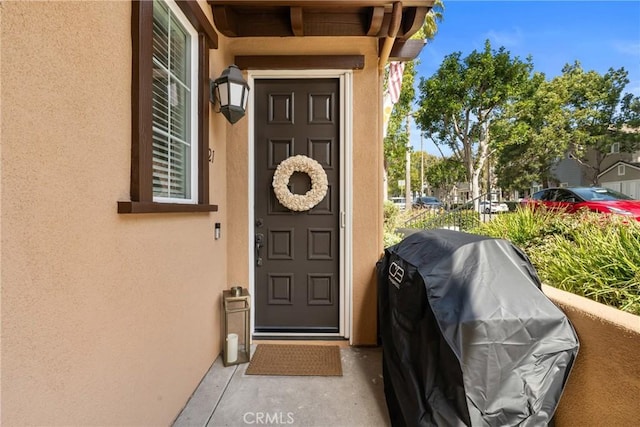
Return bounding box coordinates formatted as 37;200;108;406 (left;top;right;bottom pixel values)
410;0;640;155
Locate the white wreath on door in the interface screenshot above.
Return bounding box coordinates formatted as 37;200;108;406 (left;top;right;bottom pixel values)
272;155;328;212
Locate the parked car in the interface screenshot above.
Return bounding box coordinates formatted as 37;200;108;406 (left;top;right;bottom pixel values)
522;187;640;221
413;196;443;210
478;200;509;214
389;197;406;210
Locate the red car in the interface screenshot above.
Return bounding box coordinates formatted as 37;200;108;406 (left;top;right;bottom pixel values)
523;187;640;221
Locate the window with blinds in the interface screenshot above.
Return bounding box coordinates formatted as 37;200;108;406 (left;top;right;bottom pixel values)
152;0;198;203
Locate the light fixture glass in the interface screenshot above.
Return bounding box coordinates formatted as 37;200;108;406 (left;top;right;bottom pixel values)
210;65;250;124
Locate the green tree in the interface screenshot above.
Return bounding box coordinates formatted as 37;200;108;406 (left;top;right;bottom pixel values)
414;0;444;41
559;62;640;184
493;63;640;192
415;40;534;202
424;156;466;201
384;0;445;199
619;92;640;128
492;72;572;191
410;150;439;195
384;61;415;197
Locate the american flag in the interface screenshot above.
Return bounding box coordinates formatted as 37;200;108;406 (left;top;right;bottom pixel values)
387;61;405;104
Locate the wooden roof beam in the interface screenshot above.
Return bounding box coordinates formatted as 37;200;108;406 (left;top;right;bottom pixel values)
290;7;304;36
387;38;426;61
212;5;238;37
235;55;365;70
399;6;429;39
367;6;385;36
210;1;431;6
378;1;402;69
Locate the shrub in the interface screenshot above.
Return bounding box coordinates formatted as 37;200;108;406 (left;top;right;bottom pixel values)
383;201;403;247
470;205;566;249
473;208;640;315
528;213;640;315
412;209;480;231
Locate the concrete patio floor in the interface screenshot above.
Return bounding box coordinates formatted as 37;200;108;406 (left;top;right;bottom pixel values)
172;343;390;427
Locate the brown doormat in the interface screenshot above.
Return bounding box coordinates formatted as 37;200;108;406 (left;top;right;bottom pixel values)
245;344;343;376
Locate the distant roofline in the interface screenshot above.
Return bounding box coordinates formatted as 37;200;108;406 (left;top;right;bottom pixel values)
597;160;640;177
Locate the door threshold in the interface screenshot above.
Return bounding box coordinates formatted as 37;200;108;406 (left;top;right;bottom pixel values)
253;338;350;347
252;335;347;341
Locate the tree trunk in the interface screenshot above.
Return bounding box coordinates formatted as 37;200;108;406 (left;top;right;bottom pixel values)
471;122;490;208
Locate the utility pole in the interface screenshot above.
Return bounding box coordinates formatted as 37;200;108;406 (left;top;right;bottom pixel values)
420;131;424;197
487;155;491;202
405;114;412;209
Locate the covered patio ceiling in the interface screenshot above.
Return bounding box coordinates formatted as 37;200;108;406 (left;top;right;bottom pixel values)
207;1;435;63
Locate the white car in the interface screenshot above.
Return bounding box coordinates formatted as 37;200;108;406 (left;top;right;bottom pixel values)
479;201;509;214
389;197;406;210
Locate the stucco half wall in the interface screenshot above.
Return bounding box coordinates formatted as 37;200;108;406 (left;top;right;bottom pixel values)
543;285;640;425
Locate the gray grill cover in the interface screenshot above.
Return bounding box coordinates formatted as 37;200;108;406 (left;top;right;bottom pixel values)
377;229;579;426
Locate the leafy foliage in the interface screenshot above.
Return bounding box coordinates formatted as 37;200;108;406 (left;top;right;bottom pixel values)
492;73;572;191
385;4;640;198
385;62;416;197
424;157;466;198
410;150;440;194
414;0;444;41
384;0;444;198
470;205;569;249
493;62;640;190
415;40;534;200
472;208;640;315
560;63;640;184
383;201;404;247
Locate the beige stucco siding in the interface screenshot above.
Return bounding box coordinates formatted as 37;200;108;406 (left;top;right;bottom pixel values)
2;1;228;424
224;37;383;345
1;1;384;423
351;56;384;345
7;2;636;424
544;286;640;425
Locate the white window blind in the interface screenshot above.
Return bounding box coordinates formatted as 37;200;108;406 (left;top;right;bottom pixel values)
152;0;197;202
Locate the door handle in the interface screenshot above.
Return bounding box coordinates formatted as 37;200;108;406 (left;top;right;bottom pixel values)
255;233;264;267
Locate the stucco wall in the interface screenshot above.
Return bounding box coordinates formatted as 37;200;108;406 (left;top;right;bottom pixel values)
1;1;228;424
543;286;640;425
224;37;383;345
1;1;385;423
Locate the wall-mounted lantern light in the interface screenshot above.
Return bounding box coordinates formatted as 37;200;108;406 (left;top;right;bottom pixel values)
210;65;250;124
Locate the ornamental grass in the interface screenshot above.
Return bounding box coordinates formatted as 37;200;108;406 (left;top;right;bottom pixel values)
472;207;640;315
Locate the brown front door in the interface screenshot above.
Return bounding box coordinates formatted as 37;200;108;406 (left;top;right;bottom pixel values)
254;78;340;333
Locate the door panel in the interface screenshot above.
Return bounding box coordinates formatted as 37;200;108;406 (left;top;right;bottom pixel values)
254;78;340;333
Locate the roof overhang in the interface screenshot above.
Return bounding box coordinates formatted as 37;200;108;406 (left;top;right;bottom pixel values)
598;160;640;178
208;1;434;62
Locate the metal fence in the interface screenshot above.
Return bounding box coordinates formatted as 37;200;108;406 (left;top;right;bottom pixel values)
403;193;496;231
